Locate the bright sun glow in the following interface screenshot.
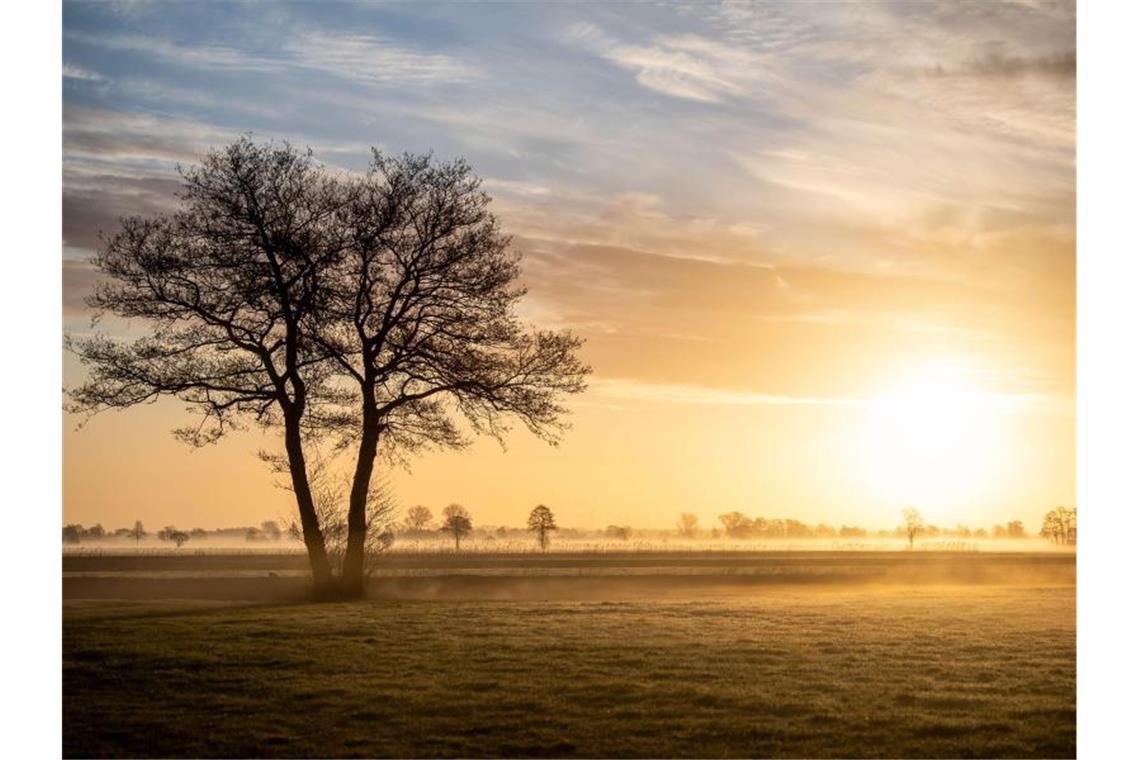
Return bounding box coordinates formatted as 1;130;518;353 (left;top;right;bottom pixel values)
859;361;1004;521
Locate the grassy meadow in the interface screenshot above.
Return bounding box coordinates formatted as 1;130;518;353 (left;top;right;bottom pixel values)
63;552;1074;758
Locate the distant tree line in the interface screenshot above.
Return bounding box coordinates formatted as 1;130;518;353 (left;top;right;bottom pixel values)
62;504;1073;550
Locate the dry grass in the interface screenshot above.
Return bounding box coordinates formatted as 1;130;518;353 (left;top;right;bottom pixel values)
64;586;1074;758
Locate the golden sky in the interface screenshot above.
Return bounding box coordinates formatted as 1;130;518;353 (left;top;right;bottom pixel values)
63;1;1074;531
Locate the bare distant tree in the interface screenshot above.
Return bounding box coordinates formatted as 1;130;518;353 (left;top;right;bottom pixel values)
604;525;631;541
677;512;700;538
526;504;558;551
1040;507;1076;545
902;507;924;550
130;520;146;545
260;520;282;541
405;505;433;532
441;504;473;550
66;139;589;600
718;512;753;539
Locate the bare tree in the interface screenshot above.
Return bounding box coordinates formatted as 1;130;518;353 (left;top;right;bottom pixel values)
604;525;631;541
1040;507;1076;545
260;520;282;541
526;504;558;551
66;139;352;598
718;512;753;539
677;512;700;538
265;451;397;578
441;504;473;550
67;139;588;600
313;151;589;595
902;507;924;550
130;520;146;545
404;504;433;532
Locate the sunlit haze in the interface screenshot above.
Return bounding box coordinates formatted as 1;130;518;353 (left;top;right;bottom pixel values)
62;2;1074;532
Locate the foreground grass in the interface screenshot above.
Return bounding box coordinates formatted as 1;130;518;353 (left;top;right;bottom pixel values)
64;587;1074;758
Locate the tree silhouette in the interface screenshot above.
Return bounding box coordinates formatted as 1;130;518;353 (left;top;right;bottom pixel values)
902;507;924;550
718;511;753;539
526;504;558;551
677;512;700;538
130;520;145;545
1040;507;1076;544
441;504;473;550
405;505;433;532
67;139;589;600
313;151;589;596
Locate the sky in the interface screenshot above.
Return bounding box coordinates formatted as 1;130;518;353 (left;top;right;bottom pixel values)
62;0;1075;532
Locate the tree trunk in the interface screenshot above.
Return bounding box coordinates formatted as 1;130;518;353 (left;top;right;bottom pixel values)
284;416;336;600
341;411;380;599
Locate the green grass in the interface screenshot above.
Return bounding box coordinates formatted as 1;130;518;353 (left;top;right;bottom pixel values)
63;586;1074;758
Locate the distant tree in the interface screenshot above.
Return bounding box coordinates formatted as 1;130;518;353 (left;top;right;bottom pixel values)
814;523;837;538
604;525;631;541
83;523;106;540
1040;507;1076;545
784;519;813;539
169;530;190;548
718;511;753;539
1006;520;1026;538
130;520;146;545
260;520;282;541
676;512;700;538
839;525;867;538
902;507;924;550
441;504;474;550
991;524;1007;538
526;504;558;551
157;526;178;542
245;528;263;542
62;524;83;544
974;527;988;539
191;528;208;539
405;505;434;532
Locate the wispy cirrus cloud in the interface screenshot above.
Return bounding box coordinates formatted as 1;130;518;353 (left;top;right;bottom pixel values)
63;63;106;82
65;27;478;85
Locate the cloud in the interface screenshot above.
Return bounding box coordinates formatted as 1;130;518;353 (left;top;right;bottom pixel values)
67;27;478;85
936;50;1076;79
591;378;858;407
63;63;106;82
284;30;479;84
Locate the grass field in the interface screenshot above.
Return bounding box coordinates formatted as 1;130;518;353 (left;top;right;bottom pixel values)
63;552;1075;758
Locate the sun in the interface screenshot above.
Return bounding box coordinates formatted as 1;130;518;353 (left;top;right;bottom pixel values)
858;360;1002;520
